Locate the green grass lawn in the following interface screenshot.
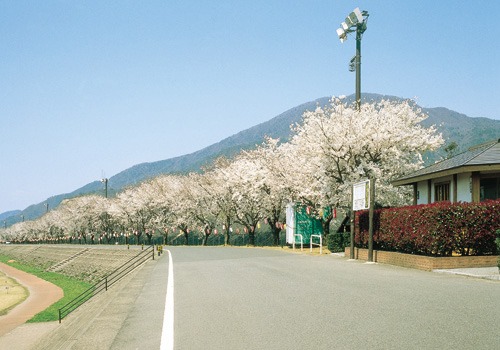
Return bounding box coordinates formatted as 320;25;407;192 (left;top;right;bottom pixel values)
0;255;92;322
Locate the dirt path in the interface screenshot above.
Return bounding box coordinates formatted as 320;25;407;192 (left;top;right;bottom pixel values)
0;262;63;337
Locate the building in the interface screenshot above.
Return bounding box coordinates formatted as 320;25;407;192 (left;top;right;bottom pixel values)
392;139;500;204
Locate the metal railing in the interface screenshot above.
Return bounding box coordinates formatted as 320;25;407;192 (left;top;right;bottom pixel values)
293;234;303;251
310;234;323;254
58;245;155;323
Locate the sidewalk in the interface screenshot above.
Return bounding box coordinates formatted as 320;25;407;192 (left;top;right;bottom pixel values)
30;251;168;350
31;256;161;350
332;252;500;281
433;267;500;281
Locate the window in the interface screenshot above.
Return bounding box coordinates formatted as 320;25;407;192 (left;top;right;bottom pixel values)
480;177;500;201
435;182;450;202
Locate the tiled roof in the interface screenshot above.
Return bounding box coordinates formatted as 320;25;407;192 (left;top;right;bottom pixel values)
393;139;500;185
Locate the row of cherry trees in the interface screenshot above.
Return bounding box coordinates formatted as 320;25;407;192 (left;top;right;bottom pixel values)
1;98;443;245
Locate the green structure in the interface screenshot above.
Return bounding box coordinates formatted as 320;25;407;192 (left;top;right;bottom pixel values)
285;203;324;245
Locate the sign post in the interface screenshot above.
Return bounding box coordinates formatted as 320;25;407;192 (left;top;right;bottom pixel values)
351;179;375;262
368;177;375;263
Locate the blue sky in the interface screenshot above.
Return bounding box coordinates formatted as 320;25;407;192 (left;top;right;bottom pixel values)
1;1;499;214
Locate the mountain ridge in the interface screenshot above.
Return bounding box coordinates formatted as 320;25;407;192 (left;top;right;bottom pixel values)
2;93;499;226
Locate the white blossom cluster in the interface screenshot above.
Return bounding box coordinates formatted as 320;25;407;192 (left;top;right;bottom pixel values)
1;99;443;243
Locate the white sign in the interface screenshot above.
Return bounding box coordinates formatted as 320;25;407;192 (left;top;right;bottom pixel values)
353;180;370;211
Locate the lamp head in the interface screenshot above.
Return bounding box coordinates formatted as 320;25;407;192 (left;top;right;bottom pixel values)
346;8;363;26
336;27;347;42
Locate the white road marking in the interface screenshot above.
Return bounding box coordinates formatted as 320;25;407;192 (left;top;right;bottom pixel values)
160;250;174;350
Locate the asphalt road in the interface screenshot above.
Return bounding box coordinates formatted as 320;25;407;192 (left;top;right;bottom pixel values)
169;246;500;350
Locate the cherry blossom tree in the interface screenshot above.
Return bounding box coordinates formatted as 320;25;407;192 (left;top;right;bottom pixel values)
239;138;293;245
185;172;220;245
1;98;444;248
286;97;443;236
204;157;241;245
222;153;266;246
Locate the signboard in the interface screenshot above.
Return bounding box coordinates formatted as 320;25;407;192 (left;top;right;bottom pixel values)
353;180;370;211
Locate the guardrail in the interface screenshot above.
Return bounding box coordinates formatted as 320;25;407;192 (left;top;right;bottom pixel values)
310;234;322;254
58;245;155;323
293;234;303;251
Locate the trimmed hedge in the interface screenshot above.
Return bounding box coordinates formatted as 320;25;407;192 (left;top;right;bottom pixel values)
496;229;500;271
356;200;500;257
326;232;350;253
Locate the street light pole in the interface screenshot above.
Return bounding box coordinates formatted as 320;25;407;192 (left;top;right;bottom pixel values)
336;8;369;111
355;27;362;111
101;178;108;198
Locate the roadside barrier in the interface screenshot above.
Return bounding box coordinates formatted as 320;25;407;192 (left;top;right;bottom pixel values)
58;245;155;323
310;234;323;254
293;234;303;251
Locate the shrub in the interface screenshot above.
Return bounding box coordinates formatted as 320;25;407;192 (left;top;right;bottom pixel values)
356;200;500;257
496;229;500;271
327;232;350;253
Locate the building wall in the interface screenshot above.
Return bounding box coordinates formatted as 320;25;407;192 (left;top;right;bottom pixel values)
457;172;472;202
416;180;428;205
416;174;472;204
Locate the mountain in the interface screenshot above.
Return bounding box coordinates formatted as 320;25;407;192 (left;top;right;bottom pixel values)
0;210;21;223
2;93;499;226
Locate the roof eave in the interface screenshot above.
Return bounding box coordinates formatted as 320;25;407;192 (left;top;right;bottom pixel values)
392;164;500;186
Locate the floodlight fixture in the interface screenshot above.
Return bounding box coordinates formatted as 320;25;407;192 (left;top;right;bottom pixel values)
336;8;368;43
346;8;363;27
101;177;108;198
335;8;369;111
336;28;345;39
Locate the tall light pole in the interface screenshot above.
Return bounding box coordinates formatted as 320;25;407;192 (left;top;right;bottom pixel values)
336;8;369;111
101;178;108;198
44;202;49;213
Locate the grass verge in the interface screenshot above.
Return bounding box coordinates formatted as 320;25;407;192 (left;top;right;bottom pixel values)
0;272;29;316
0;254;92;322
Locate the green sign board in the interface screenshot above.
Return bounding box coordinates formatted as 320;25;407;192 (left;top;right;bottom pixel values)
286;203;323;244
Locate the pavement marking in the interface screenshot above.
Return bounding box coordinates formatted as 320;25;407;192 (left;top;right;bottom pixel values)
160;250;174;350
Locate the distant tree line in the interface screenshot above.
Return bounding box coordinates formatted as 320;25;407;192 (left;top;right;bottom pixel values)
0;98;443;246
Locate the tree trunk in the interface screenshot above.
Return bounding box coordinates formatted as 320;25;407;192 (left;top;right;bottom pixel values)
322;214;332;241
272;227;281;246
224;218;231;246
248;228;256;246
203;233;210;246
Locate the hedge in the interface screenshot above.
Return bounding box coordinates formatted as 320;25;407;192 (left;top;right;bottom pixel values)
326;232;350;253
496;229;500;271
355;200;500;257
